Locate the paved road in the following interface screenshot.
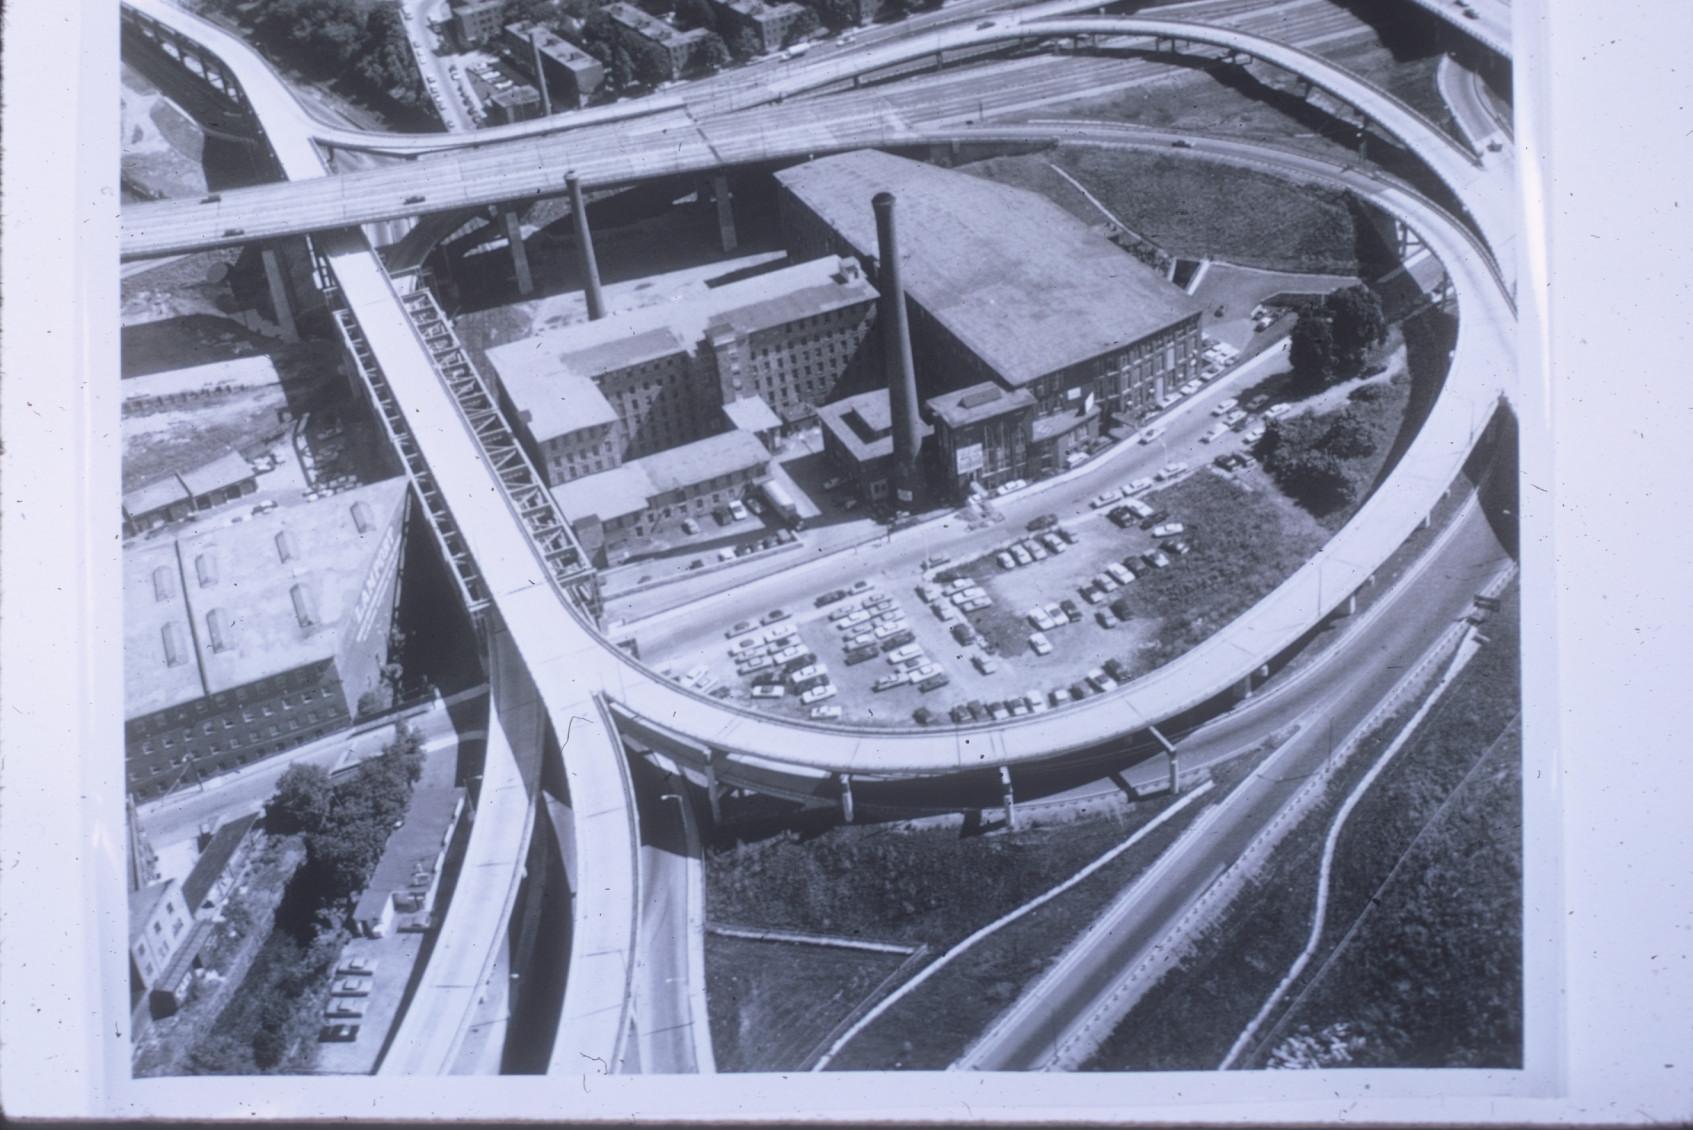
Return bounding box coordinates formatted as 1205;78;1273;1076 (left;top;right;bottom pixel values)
957;488;1512;1069
1398;0;1512;58
624;755;715;1074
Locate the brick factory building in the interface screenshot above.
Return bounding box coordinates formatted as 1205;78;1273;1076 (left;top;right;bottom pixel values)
549;429;773;565
778;150;1205;497
123;479;409;799
488;255;879;487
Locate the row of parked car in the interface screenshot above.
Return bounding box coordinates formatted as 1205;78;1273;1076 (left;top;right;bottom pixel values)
318;956;379;1043
995;524;1078;571
921;652;1147;728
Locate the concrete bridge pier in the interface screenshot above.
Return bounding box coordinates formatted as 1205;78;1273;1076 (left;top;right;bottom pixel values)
702;748;724;825
260;243;300;342
838;774;855;824
1150;725;1180;795
501;209;534;296
999;766;1018;831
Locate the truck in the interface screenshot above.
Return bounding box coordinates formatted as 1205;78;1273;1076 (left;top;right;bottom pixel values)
760;477;803;528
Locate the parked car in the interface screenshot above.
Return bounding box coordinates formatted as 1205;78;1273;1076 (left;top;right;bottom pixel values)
332;977;371;996
873;672;906;692
1124;477;1153;494
319;1023;361;1043
800;683;838;705
845;645;879;665
338;957;377;976
1028;632;1053;657
761;607;790;624
324;999;367;1019
1211;397;1239;417
1138;425;1166;444
918;673;951;693
810;705;843;720
1091;489;1124;509
1097;608;1121;629
751;684;786;698
1027;513;1059;532
1157;461;1189;481
1151;522;1185;538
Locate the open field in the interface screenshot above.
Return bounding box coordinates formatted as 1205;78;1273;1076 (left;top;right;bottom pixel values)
961;149;1366;275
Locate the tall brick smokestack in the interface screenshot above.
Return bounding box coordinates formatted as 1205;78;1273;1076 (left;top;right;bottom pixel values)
874;191;922;508
568;172;606;321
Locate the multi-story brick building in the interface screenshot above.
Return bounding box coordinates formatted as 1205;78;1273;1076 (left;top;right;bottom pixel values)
708;0;810;53
123;479;409;800
550;429;773;564
451;0;506;47
501;20;606;109
489;256;879;488
605;2;714;80
777;150;1206;497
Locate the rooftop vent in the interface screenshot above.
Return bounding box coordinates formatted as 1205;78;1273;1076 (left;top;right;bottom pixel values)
290;584;318;630
274;530;297;564
350;501;375;535
205;608;234;654
152;565;175;604
194;553;219;588
959;387;1002;410
160;623;187;668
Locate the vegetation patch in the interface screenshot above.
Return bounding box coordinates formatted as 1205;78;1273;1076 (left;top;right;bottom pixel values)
706;936;913;1072
186;726;424;1073
1256;376;1411;525
827;800;1196;1070
1123;472;1329;675
1250;589;1523;1069
707;815;1139;951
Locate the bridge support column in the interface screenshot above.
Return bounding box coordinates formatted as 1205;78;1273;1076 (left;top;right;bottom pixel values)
1420;510;1432;530
1150;725;1179;795
260;244;300;343
703;749;723;826
502;209;534;297
999;766;1018;832
711;174;738;254
1344;591;1358;616
838;774;855;824
567;173;605;320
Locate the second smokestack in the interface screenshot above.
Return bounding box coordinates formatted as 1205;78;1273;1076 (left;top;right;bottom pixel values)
568;172;606;321
874;191;922;508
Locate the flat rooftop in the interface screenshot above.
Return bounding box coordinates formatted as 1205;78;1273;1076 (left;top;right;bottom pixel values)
776;150;1204;388
352;787;466;925
926;381;1036;429
605;2;710;46
722;394;782;434
178;449;254;496
487;256;872;442
817;387;930;463
125;478;410;719
550;462;656;525
639;429;769;495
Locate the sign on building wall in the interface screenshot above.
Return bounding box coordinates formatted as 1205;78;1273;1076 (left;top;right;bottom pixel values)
956;442;984;474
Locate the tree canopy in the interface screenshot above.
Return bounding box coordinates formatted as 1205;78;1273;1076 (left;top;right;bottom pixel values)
1287;284;1386;386
269;763;334;834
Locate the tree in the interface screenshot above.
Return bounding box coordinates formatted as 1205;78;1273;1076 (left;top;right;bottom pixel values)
1325;284;1385;369
785;5;820;44
1289;312;1337;381
814;0;862;29
727;24;764;58
696;32;732;70
269;763;333;834
1320;408;1378;459
626;35;675;84
674;0;717;31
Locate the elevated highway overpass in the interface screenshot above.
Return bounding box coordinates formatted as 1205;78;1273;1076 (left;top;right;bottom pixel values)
123;3;1518;272
120;0;1518;1072
1399;0;1512;58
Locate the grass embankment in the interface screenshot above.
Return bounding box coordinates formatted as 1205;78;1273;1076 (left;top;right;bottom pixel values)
705;794;1196;1070
1083;585;1521;1071
825;800;1201;1070
961;150;1364;275
1249;590;1523;1069
706;937;914;1073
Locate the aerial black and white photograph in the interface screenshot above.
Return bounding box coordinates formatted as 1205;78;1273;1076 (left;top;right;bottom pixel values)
112;0;1531;1088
